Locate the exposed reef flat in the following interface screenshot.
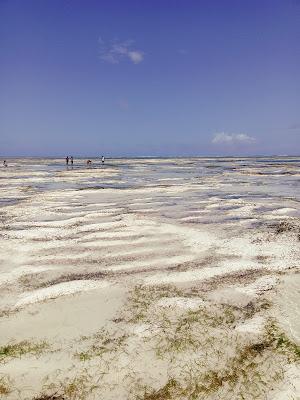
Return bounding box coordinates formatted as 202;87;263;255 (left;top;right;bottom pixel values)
0;157;299;399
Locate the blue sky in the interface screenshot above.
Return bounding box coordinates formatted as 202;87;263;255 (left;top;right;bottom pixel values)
0;0;299;156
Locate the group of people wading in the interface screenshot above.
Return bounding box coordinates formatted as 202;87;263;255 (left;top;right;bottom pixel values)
2;157;106;168
65;156;73;165
65;156;105;166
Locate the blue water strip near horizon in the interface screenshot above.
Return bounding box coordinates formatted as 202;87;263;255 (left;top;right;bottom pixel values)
0;157;299;208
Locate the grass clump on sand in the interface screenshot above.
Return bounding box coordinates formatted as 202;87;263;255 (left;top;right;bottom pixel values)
75;328;129;361
122;284;185;323
266;321;300;361
0;375;12;396
0;340;49;363
274;220;300;240
33;394;64;400
133;340;285;400
43;372;98;400
121;284;239;358
123;284;299;400
132;319;300;400
135;378;179;400
148;301;237;358
61;375;97;400
275;221;294;234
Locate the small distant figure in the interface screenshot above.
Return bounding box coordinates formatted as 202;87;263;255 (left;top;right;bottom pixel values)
3;160;7;167
101;156;105;164
87;159;92;165
66;156;69;165
70;156;73;165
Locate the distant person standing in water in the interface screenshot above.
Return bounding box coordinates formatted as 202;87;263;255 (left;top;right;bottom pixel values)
66;156;69;165
101;156;105;164
70;156;73;165
3;160;7;167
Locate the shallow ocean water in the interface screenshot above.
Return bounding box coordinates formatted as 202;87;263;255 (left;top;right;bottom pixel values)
1;156;299;204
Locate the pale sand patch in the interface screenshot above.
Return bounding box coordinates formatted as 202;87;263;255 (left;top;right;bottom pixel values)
80;237;175;249
202;274;279;308
207;287;254;307
0;266;52;286
144;264;257;285
205;203;223;209
0;285;125;343
76;220;126;231
236;275;279;296
0;353;74;399
129;201;166;206
104;254;193;272
202;274;282;308
155;296;205;310
273;274;300;345
271;207;298;216
80;230;141;240
180;215;207;221
227;205;256;217
130;208;158;213
129;324;153;338
15;280;111;307
235;315;265;334
8;227;68;240
101;246;186;259
121;216;219;262
270;364;300;400
56;168;117;178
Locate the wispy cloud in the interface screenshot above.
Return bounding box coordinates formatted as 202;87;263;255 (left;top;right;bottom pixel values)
212;132;256;145
99;38;144;64
128;50;144;64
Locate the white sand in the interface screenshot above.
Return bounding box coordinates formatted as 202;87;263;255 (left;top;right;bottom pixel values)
144;264;258;285
15;280;111;307
273;274;300;345
155;296;205;310
235;315;266;334
236;275;279;297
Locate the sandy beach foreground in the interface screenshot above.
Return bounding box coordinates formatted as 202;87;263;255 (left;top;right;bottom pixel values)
0;157;299;400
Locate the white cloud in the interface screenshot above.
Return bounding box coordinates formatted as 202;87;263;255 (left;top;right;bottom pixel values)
128;50;144;64
99;38;144;64
212;132;256;145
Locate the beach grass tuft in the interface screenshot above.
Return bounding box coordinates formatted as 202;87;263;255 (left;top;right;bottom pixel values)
44;372;98;400
135;378;179;400
0;375;12;396
124;285;298;400
266;321;300;360
133;336;285;399
75;328;129;361
122;284;185;324
33;394;65;400
0;340;49;363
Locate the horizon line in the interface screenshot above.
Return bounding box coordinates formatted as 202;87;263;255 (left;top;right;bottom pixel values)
1;154;299;159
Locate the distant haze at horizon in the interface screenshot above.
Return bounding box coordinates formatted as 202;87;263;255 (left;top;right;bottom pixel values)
2;154;300;160
0;0;299;157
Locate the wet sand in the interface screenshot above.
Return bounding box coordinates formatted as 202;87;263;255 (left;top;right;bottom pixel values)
0;157;299;399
